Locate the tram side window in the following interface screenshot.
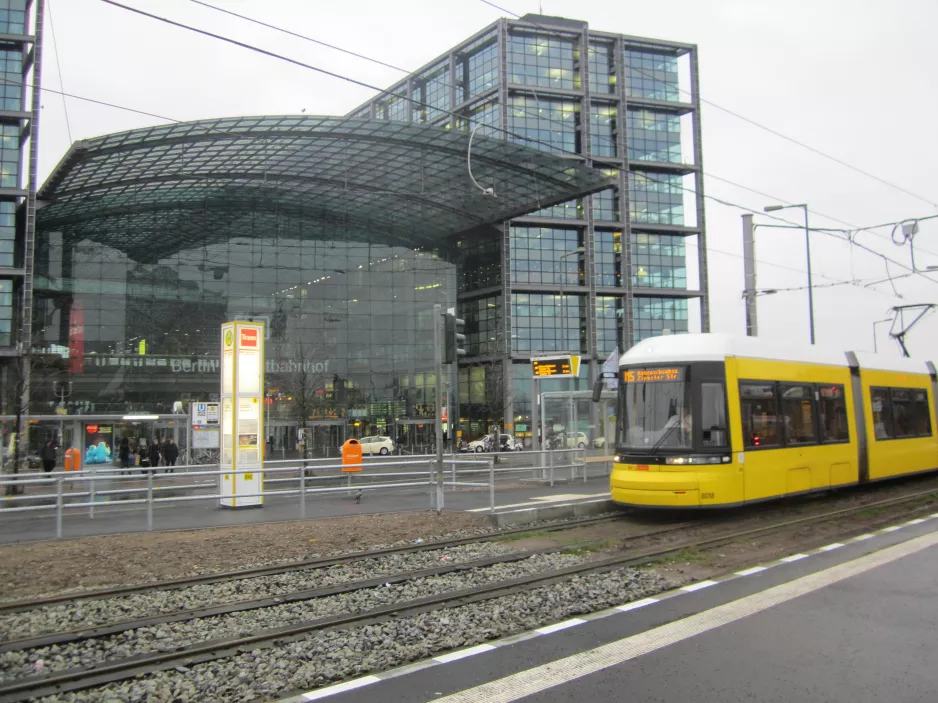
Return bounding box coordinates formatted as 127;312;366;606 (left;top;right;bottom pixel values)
911;390;932;436
780;385;817;445
889;388;932;438
818;385;849;442
740;382;780;449
870;388;893;440
701;382;728;448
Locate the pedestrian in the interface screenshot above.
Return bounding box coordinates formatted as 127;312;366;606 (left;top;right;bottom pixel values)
41;440;56;473
148;439;161;472
118;437;131;472
138;440;149;469
164;438;178;471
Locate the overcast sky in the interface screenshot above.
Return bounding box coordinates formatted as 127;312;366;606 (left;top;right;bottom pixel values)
41;0;938;358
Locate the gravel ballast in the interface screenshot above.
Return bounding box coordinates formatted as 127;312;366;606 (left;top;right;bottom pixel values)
1;552;590;683
31;567;667;703
0;542;520;641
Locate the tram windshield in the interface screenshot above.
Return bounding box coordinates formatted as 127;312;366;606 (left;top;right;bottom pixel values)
617;366;691;450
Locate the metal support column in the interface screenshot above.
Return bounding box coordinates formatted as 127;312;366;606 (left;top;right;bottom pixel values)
433;304;444;512
690;47;710;333
742;214;758;336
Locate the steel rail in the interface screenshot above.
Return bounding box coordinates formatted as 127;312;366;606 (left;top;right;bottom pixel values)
2;487;936;702
0;513;626;615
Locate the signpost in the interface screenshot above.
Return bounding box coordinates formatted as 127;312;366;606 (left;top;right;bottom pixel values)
219;321;265;508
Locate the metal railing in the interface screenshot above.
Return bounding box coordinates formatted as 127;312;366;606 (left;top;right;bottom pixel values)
0;448;589;539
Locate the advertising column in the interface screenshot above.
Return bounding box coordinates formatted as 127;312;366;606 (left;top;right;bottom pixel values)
219;321;265;508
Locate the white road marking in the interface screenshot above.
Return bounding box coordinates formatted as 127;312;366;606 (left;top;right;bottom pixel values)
735;566;768;576
302;675;382;700
780;553;809;563
681;579;718;592
853;533;876;541
819;543;845;551
880;525;903;532
429;530;938;703
616;597;659;612
904;518;927;526
536;618;586;634
467;495;609;512
433;644;496;663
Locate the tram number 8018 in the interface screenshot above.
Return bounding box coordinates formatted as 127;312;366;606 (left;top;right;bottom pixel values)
701;492;715;500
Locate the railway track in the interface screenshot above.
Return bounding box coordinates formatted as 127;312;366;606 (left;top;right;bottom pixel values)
0;513;627;616
2;486;936;703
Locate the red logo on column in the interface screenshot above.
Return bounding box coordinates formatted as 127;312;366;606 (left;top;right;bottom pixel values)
68;300;84;374
240;328;258;348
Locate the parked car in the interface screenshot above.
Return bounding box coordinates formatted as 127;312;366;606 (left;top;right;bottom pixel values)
465;434;523;452
593;436;607;449
359;436;394;455
564;431;589;449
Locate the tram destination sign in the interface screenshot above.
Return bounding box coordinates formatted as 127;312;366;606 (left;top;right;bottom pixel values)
621;367;684;383
532;355;581;379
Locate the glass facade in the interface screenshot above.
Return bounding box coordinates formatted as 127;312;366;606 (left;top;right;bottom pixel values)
456;235;500;293
511;292;582;353
594;230;622;288
0;0;26;35
591;188;620;222
588;43;616;95
508;33;579;89
0;200;13;266
633;297;689;344
631;233;686;289
462;33;499;99
529;198;583;220
0;123;18;188
0;43;22;111
589;105;617;158
462;294;501;356
628;172;684;225
596;295;622;355
509;226;581;286
456;100;500;137
413;63;450;123
508;96;579;154
0;278;11;346
625;49;680;102
627;109;682;163
32;234;456;433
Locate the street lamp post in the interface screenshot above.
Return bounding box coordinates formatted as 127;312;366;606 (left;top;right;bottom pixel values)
764;204;814;345
558;247;585;353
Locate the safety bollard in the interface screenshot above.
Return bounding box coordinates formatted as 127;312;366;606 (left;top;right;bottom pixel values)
548;448;554;488
583;448;588;484
300;470;306;520
55;478;64;539
146;471;154;532
488;456;495;514
88;470;95;519
429;459;436;510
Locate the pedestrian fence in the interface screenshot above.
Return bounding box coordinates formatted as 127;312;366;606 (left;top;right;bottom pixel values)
0;449;590;539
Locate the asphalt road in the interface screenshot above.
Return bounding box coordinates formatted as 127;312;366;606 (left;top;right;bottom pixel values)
306;519;938;703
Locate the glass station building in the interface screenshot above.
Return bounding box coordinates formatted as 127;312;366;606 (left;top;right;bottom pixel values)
7;12;708;455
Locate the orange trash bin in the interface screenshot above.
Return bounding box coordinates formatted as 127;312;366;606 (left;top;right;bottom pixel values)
64;447;82;472
341;439;363;472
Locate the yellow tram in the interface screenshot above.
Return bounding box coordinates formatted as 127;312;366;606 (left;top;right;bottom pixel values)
603;333;938;508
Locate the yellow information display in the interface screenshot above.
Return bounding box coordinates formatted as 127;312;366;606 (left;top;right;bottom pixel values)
219;321;265;508
531;355;581;379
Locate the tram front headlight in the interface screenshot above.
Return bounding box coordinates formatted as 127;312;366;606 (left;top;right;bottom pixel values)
613;455;621;463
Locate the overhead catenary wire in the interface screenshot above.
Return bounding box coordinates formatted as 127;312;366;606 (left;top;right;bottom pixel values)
476;0;938;210
87;1;938;300
46;0;73;144
180;0;938;287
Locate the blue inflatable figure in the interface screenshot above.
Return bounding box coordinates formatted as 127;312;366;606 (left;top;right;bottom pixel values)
85;442;112;464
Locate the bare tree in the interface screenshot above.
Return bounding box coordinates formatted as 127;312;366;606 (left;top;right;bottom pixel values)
266;340;333;456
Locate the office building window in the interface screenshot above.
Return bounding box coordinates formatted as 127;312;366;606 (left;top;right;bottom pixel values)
627;109;682;163
629;172;684;225
510;226;581;286
508;33;579;89
508;96;579;154
631;233;686;288
589;105;617;158
463;33;499;99
624;49;680;102
588;43;616;94
456;100;500;138
596;296;622;355
413;63;450;122
633;297;688;344
594;230;621;288
511;292;581;353
591;188;619;222
529;198;583;220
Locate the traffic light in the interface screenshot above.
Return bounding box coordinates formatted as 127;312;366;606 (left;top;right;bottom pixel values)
444;312;466;364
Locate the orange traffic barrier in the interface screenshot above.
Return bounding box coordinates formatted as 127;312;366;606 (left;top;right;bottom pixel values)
341;438;362;472
64;447;82;472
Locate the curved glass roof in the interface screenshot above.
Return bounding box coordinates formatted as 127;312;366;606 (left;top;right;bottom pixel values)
37;115;614;261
